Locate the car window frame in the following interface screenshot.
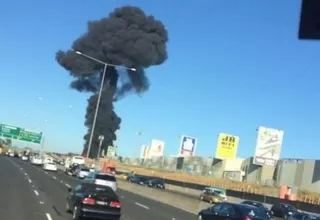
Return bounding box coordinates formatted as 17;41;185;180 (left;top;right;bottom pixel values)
219;204;236;217
210;203;223;213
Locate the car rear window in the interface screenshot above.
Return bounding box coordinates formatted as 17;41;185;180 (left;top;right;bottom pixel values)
81;168;89;171
96;174;116;182
91;186;117;197
48;162;56;165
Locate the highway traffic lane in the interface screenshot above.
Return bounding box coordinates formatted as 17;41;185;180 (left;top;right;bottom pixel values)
52;168;197;220
15;158;71;220
0;157;48;220
18;160;179;220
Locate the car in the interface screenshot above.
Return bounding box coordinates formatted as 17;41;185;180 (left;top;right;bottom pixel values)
65;163;80;175
288;212;314;220
241;201;272;217
146;179;166;189
21;155;29;161
84;172;117;192
198;202;271;220
43;162;58;171
127;175;149;185
66;183;121;220
270;203;297;219
200;187;228;203
74;166;90;179
31;157;43;166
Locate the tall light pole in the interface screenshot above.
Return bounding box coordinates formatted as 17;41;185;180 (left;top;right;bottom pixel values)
73;50;136;158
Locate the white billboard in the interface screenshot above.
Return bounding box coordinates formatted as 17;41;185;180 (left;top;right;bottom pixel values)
253;126;284;167
179;135;197;157
106;146;116;157
148;139;165;157
140;145;149;159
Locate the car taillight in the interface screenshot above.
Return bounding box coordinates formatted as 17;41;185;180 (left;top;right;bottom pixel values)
82;197;96;205
242;217;252;220
110;201;121;208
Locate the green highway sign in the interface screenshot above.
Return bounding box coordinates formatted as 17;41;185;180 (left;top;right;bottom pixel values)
0;124;42;144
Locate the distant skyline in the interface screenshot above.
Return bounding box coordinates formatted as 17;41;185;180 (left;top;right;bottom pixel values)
1;0;320;159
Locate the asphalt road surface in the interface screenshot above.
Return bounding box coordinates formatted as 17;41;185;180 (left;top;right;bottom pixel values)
0;156;197;220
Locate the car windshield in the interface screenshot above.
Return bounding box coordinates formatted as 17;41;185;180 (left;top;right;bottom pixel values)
214;190;225;196
241;206;270;219
48;162;56;165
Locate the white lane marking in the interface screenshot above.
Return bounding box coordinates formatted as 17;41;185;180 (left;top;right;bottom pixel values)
34;190;39;196
60;180;63;183
46;213;52;220
24;173;27;176
52;176;56;179
65;183;71;188
40;201;44;204
28;179;32;183
45;171;48;174
32;185;35;188
120;196;124;198
135;202;149;209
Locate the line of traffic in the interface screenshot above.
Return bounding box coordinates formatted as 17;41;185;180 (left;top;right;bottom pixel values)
15;157;197;220
2;157;53;220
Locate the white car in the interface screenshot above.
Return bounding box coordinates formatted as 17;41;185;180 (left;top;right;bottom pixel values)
31;157;43;166
84;172;117;192
75;167;90;179
43;162;57;171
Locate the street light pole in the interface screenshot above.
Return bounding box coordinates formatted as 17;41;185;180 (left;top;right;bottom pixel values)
87;64;107;158
73;50;136;158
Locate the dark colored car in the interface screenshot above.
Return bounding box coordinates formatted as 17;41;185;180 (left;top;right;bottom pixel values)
270;203;297;219
198;202;271;220
288;212;313;220
65;163;79;175
147;179;165;189
127;175;149;185
66;182;121;220
241;201;272;217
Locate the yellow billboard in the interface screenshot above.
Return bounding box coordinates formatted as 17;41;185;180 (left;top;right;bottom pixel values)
215;133;239;159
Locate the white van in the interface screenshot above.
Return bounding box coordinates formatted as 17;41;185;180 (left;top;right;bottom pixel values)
71;156;85;165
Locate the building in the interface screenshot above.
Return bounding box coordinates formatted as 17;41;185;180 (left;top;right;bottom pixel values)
275;159;320;192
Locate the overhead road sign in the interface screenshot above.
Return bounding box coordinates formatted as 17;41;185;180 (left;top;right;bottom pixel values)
0;124;42;144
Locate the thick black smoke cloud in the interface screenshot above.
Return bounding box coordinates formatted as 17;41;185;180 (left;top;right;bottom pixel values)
56;6;168;158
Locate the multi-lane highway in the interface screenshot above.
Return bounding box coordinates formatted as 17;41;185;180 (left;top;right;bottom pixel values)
0;156;197;220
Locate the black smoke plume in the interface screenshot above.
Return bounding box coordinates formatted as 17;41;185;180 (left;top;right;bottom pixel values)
56;6;168;158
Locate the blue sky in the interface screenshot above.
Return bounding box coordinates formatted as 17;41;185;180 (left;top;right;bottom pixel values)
0;0;319;159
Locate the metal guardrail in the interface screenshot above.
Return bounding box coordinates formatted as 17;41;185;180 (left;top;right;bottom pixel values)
115;170;320;214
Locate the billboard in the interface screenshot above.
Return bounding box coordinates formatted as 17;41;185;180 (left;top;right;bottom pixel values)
140;145;146;158
253;126;284;167
148;139;165;157
106;146;116;157
179;135;197;157
140;145;150;159
215;133;239;159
